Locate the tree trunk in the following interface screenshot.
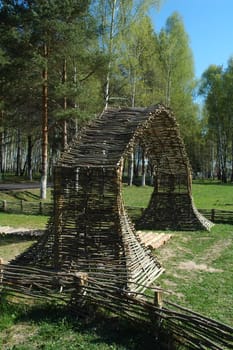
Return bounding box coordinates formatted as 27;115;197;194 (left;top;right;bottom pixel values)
165;68;172;107
141;148;146;186
231;137;233;182
0;131;3;179
16;129;21;176
27;135;33;180
0;112;3;178
134;147;140;178
62;59;68;151
104;0;117;109
40;43;48;199
128;152;134;186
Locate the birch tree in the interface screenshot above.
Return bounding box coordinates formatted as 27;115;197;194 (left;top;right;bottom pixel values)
94;0;161;108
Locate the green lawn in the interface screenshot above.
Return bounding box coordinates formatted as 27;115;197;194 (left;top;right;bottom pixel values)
122;181;233;211
0;181;233;348
192;180;233;210
0;303;158;350
155;224;233;326
0;212;49;229
0;188;52;203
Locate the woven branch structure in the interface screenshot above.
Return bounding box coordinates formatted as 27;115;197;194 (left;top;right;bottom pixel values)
1;104;213;297
2;105;233;349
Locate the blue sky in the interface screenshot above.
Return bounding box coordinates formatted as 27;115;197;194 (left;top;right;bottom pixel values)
151;0;233;79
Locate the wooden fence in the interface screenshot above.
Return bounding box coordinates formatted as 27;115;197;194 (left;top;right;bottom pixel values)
1;199;233;224
127;206;233;225
0;200;52;216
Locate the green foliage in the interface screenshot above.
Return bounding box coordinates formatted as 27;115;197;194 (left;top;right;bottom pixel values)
0;295;25;332
117;15;162;106
0;0;105;142
0;0;215;181
199;60;233;182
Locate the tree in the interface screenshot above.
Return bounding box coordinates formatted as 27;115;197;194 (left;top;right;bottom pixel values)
199;65;228;181
156;12;201;170
199;60;233;182
0;0;99;197
117;15;162;107
94;0;161;108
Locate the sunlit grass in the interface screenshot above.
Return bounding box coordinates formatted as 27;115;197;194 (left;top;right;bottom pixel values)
156;224;233;326
192;181;233;210
0;212;48;229
123;181;233;211
0;236;35;262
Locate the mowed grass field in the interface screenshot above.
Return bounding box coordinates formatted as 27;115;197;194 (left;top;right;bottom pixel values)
122;180;233;210
0;180;233;349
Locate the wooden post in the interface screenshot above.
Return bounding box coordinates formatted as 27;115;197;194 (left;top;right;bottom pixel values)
0;257;3;284
154;291;163;308
211;209;215;222
39;201;43;215
3;200;7;212
70;272;89;309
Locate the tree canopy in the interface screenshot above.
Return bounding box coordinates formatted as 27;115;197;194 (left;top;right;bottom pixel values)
0;1;208;191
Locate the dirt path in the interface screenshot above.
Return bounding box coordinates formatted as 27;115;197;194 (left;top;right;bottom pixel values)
0;226;44;236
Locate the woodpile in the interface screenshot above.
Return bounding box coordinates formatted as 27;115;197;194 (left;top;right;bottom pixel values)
137;231;172;250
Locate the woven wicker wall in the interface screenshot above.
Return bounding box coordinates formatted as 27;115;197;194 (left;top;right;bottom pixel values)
1;104;213;302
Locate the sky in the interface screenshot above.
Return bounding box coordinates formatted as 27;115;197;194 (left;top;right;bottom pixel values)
151;0;233;79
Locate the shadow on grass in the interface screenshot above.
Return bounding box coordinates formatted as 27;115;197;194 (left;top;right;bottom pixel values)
193;180;233;186
2;302;178;350
6;190;40;201
0;236;35;246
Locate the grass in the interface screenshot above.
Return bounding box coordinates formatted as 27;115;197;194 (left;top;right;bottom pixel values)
0;212;48;229
0;302;161;350
155;224;233;326
0;180;233;348
192;180;233;210
0;236;35;262
0;188;52;203
122;181;233;211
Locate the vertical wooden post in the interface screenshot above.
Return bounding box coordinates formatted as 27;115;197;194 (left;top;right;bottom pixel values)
3;200;7;212
39;201;43;215
154;291;163;308
0;257;3;284
211;209;215;222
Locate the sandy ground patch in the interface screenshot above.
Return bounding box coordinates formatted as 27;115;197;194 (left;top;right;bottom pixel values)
178;260;223;273
0;324;37;349
202;239;232;263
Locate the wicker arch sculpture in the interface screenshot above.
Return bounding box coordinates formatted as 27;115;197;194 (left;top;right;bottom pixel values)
2;105;213;298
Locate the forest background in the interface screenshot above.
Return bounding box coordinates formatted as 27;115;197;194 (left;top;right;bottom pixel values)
1;0;233;199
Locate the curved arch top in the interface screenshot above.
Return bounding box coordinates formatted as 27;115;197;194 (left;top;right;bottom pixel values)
59;104;190;175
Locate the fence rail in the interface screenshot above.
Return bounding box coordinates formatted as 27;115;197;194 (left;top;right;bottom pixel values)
0;200;52;216
126;206;233;224
0;199;233;224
